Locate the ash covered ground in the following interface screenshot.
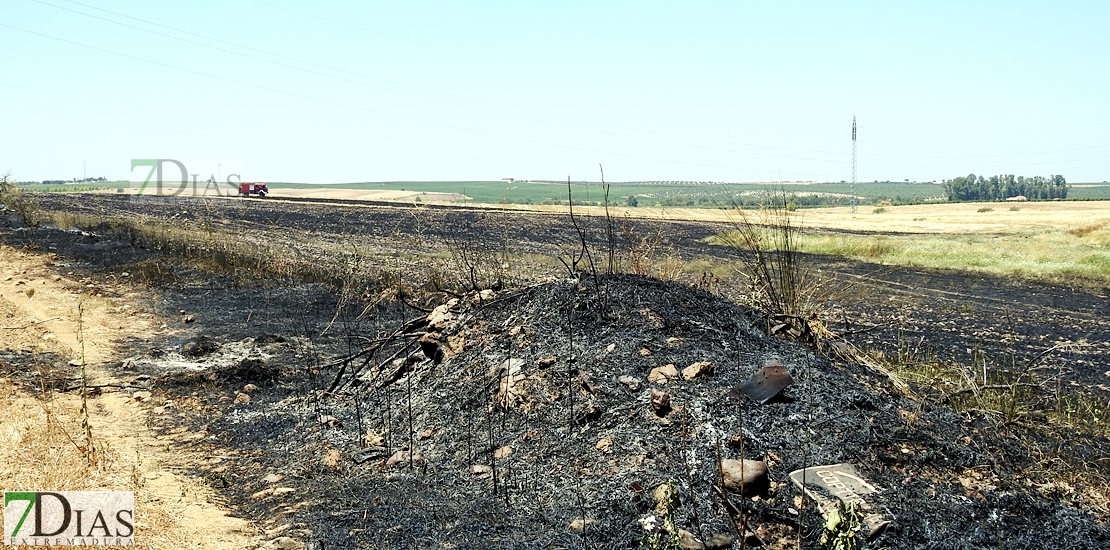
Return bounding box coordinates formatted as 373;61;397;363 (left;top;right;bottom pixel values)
3;195;1109;549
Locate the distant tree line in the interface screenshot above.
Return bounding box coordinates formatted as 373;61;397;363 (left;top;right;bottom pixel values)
35;177;108;184
943;173;1067;201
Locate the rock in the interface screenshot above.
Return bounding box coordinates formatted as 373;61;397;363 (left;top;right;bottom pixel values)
427;303;454;331
648;364;679;384
704;534;736;549
618;375;641;391
682;361;714;381
322;448;341;469
364;431;384;447
596;436;613;454
418;332;451;363
234;392;251;404
263;473;284;484
720;459;769;494
317;415;340;427
652;483;678;516
418;428;435;440
639;346;653;356
384;450;424;467
665;336;685;347
267;536;303;550
470;464;492;476
493;445;513;459
568;518;596;531
242;383;259;393
42;333;56;341
678;530;735;550
132;390;152;402
536;355;557;368
24;288;34;299
181;314;196;323
650;389;672;416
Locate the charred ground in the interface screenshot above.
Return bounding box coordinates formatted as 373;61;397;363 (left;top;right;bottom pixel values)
1;193;1108;549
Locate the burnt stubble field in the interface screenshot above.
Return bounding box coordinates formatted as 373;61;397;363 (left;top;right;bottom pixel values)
5;192;1109;549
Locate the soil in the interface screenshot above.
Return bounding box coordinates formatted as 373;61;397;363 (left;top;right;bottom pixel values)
2;193;1108;549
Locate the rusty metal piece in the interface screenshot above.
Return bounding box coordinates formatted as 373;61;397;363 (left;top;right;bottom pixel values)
789;463;891;539
737;361;793;404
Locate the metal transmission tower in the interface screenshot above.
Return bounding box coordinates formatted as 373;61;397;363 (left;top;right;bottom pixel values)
851;116;858;213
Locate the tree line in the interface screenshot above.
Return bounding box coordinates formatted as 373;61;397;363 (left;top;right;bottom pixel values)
943;173;1067;201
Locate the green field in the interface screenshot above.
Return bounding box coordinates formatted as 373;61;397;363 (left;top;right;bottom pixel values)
18;179;1110;207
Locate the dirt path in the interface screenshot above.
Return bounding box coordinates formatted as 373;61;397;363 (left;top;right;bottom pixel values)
0;244;265;550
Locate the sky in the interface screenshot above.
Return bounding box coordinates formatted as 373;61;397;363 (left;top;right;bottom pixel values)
2;0;1109;184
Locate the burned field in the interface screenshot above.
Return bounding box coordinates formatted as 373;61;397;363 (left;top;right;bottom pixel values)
4;193;1109;549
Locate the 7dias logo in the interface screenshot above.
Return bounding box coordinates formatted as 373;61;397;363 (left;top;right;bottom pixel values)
3;491;134;546
130;158;242;197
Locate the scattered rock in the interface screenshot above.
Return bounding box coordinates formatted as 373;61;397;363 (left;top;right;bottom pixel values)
652;483;678;516
234;392;251;404
678;529;735;550
618;375;641;391
427;303;454;331
638;346;652;356
648;364;679;384
596;436;613;454
665;336;685;347
419;332;452;363
322;448;341;469
384;450;424;467
648;386;670;417
568;518;596;531
24;288;34;299
493;445;513;459
720;459;769;494
318;415;340;428
364;431;384;447
682;361;714;381
650;389;672;416
256;334;286;344
42;333;56;341
132;390;152;402
267;536;304;550
181;314;196;324
470;464;492;477
418;428;435;440
242;383;259;393
263;473;284;484
536;355;557;368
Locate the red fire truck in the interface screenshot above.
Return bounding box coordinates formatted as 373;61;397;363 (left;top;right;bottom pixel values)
238;182;269;197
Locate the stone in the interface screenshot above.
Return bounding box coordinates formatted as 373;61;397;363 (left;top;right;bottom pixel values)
493;445;513;459
317;415;340;427
234;392;251;404
618;375;641;391
536;355;557;368
639;346;652;356
678;530;735;550
596;436;613;454
267;536;304;550
648;364;679;384
720;459;769;494
181;314;196;323
419;332;451;363
263;473;284;484
132;390;152;402
426;303;454;331
418;428;435;440
682;361;714;381
470;464;492;476
568;518;596;531
650;389;672;416
384;450;424;467
242;383;259;393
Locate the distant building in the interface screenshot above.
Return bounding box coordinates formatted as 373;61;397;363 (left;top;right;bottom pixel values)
502;177;515;183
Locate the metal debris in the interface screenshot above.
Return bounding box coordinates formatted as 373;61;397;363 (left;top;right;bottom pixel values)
737;360;793;404
789;463;891;539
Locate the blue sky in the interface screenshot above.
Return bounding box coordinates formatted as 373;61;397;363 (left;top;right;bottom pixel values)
2;0;1108;183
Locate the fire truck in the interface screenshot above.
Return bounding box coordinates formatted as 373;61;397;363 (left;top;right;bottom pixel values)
238;182;269;197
